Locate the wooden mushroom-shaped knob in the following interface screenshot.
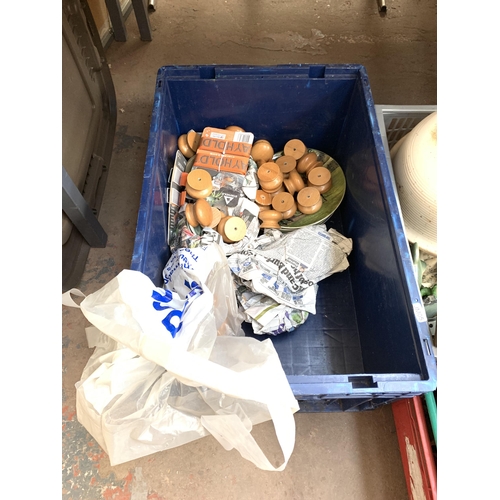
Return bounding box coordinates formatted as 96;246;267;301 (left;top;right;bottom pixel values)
307;166;332;194
185;203;199;227
226;125;245;132
255;190;272;211
186;169;213;199
185;199;215;228
194;198;213;227
297;152;322;175
178;134;196;159
297;187;322;215
283;169;305;196
275;155;297;177
272;192;297;219
186;130;201;153
251;140;274;166
284;139;307;160
258;209;283;229
258;162;283;193
218;216;247;243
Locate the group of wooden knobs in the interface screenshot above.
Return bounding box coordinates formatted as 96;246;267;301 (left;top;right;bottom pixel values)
184;169;247;243
251;138;332;229
180;132;333;239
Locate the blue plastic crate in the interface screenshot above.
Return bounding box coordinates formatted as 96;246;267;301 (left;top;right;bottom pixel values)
131;65;437;411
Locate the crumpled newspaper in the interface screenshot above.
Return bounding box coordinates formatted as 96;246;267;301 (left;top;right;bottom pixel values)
236;285;310;335
228;224;352;335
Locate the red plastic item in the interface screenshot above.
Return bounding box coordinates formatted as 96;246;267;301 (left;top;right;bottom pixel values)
392;396;437;500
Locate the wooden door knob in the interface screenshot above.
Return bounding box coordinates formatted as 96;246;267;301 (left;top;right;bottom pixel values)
194;198;213;227
297;186;322;214
185;199;215;228
307;166;332;194
178;134;196;158
283;169;305;195
187;130;201;152
275;155;297;176
297;152;322;175
272;192;297;219
251;140;274;166
186;169;213;199
185;203;198;227
258;162;283;192
284;139;307;160
258;209;283;229
272;192;294;212
255;190;272;211
219;216;247;243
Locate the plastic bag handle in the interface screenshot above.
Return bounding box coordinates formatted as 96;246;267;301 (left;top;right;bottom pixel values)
62;288;86;307
167;350;298;471
201;402;296;471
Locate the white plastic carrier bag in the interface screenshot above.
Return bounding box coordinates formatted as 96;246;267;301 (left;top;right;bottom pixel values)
62;244;300;470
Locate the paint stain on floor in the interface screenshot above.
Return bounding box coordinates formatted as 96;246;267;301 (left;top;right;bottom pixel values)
62;406;165;500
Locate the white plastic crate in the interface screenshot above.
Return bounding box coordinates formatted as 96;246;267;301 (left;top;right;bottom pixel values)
375;104;437;354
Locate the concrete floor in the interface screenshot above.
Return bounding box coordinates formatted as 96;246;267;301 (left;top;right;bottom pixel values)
62;1;436;498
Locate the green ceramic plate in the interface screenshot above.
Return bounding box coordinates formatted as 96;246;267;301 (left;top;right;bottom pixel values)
273;149;346;231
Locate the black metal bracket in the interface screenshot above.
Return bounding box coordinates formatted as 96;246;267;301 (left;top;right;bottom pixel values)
62;166;107;248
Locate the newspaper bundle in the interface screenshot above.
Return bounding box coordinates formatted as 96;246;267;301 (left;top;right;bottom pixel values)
228;224;352;334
